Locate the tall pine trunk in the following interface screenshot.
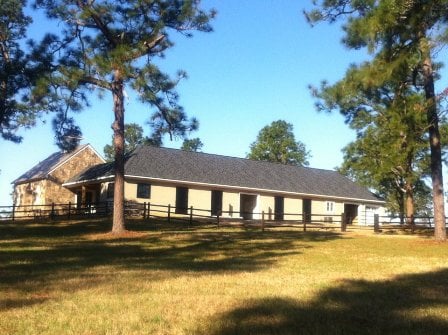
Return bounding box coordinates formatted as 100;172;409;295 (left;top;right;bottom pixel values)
111;71;126;234
421;49;446;241
405;184;415;226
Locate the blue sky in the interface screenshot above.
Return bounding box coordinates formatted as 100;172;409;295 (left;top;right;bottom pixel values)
0;1;389;205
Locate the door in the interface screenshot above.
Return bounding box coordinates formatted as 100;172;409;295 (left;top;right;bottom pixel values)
211;190;223;216
175;187;189;214
302;199;311;223
274;196;284;221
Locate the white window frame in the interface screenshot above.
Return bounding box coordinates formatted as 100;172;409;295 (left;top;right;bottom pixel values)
326;201;335;214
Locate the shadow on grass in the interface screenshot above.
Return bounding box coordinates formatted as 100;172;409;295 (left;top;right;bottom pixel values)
199;269;448;335
0;219;343;310
0;217;113;240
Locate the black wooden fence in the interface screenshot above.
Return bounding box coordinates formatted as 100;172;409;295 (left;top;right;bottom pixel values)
0;201;445;232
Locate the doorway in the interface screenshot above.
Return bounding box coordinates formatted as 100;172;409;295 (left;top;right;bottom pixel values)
344;204;358;225
302;198;312;223
274;196;284;221
240;194;258;220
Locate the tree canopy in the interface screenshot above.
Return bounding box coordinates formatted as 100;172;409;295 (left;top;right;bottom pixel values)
0;0;41;142
103;123;203;160
103;123;145;162
247;120;310;166
181;137;203;152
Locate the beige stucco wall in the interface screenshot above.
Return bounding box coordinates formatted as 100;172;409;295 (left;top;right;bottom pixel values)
121;181;177;214
123;181;241;218
284;198;302;220
100;179;379;223
222;191;240;218
125;182;138;202
151;185;176;208
259;195;275;220
189;188;211;215
310;199;345;223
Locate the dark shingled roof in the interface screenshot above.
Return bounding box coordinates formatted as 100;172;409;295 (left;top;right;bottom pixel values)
13;144;91;184
67;145;383;203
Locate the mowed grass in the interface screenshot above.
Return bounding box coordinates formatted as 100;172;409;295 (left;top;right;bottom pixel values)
0;219;447;335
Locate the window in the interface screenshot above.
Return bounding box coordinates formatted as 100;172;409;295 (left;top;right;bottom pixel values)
326;201;335;213
137;183;151;199
106;183;114;198
274;196;284;221
211;190;223;216
175;187;188;214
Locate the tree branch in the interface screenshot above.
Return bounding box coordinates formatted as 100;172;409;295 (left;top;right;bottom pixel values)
78;75;111;90
123;35;166;62
76;0;118;47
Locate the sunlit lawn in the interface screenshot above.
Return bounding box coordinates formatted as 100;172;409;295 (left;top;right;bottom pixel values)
0;218;447;334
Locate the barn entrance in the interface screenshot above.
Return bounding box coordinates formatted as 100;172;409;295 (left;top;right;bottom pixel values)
240;194;258;220
344;204;359;225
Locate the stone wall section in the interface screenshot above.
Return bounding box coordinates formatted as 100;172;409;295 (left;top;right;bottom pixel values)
47;146;104;203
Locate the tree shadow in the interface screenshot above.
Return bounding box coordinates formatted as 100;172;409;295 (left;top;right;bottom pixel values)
0;218;112;240
0;219;343;310
198;269;448;335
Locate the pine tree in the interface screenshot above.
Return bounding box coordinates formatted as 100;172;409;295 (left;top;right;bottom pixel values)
33;0;215;233
312;61;436;225
307;0;447;240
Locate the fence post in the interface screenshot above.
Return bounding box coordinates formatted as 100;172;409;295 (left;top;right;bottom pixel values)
262;211;265;232
217;210;220;227
148;202;151;220
143;202;147;219
341;212;347;232
68;202;71;220
12;204;16;222
51;202;55;220
189;206;193;225
303;214;307;232
374;214;380;233
168;204;171;223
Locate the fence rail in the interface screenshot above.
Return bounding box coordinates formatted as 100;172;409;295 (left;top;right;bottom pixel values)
0;202;446;233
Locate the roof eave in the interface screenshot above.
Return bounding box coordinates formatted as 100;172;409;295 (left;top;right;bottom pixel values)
62;175;114;188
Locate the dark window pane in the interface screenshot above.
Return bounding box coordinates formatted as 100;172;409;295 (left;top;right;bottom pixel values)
137;183;151;199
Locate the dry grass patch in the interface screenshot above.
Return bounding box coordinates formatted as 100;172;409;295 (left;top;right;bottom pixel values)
0;218;447;334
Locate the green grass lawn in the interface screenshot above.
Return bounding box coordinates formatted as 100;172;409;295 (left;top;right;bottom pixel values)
0;218;447;335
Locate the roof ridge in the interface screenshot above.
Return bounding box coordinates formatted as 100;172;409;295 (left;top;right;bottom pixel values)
137;144;337;173
13;143;95;184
